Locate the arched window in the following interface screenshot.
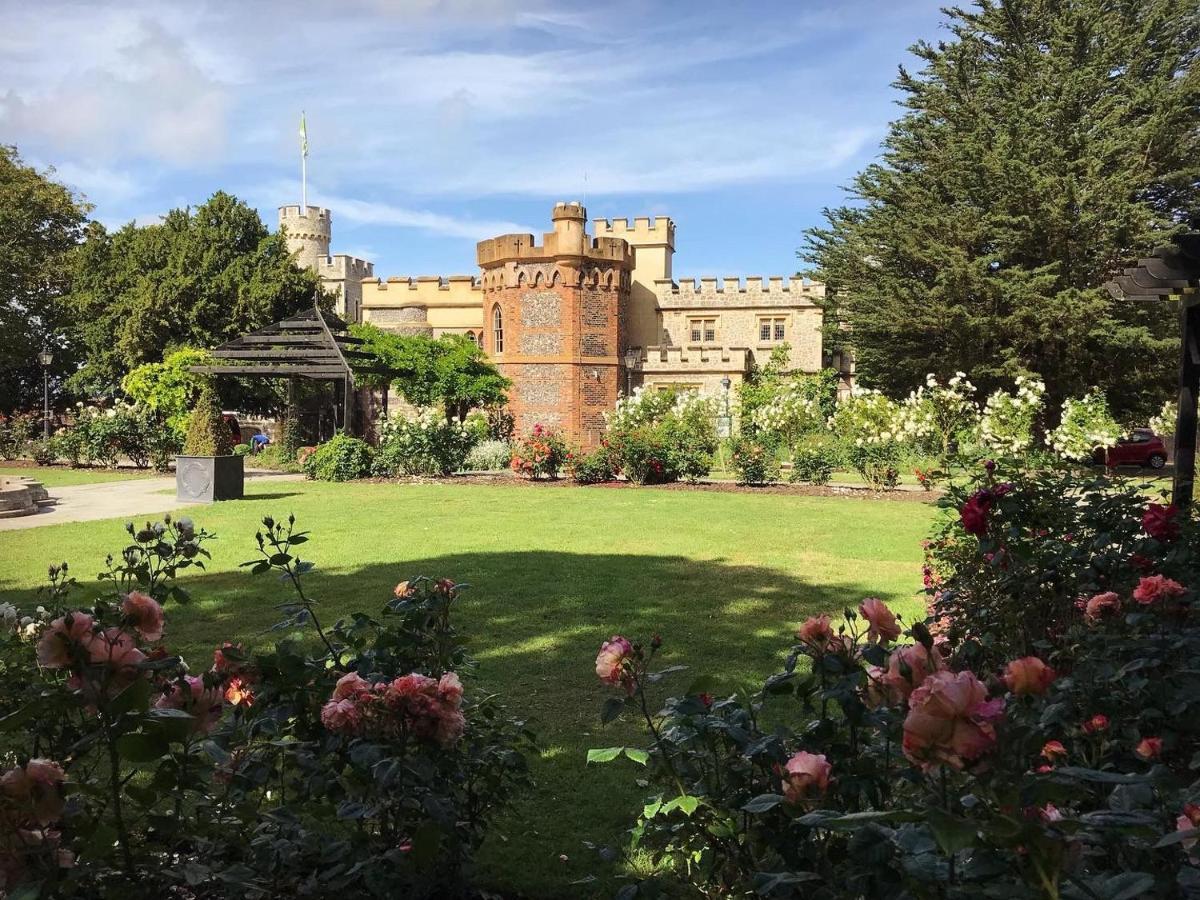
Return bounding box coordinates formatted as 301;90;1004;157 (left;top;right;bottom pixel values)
492;305;504;353
466;330;478;346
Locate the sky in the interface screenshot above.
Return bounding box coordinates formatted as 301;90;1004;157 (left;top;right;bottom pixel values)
0;0;948;280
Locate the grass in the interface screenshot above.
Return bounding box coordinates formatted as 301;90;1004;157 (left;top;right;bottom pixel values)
0;464;160;487
0;479;938;896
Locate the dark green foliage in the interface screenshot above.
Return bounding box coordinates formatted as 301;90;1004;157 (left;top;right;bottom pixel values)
803;0;1200;421
568;446;618;484
727;436;780;485
183;382;233;457
302;433;373;481
350;325;509;421
0;147;89;413
65;191;328;396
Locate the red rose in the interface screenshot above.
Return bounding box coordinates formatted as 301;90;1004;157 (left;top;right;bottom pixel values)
1143;503;1181;542
959;489;993;537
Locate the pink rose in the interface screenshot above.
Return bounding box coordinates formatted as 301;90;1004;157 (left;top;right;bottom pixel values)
1084;591;1121;623
781;751;831;806
155;675;224;735
332;672;373;701
35;613;95;669
1003;656;1056;696
1177;804;1200;851
1082;714;1109;734
1135;737;1163;760
1133;575;1187;606
796;615;834;647
1041;740;1067;763
880;643;939;703
859;598;901;644
595;636;635;694
438;672;463;708
387;673;437;699
121;590;164;642
435;709;466;747
902;671;1000;771
321;698;361;733
85;627;146;671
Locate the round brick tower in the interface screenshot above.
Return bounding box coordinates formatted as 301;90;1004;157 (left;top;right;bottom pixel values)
278;205;331;272
477;202;633;447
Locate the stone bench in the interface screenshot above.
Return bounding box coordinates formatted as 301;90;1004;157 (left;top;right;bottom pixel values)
0;476;55;518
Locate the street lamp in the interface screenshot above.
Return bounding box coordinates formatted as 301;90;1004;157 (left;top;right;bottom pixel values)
623;347;640;396
719;375;732;438
37;349;53;440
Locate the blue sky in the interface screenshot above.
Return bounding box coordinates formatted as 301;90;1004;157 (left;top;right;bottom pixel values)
0;0;947;279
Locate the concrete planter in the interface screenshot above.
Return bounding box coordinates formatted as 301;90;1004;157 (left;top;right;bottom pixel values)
175;455;244;503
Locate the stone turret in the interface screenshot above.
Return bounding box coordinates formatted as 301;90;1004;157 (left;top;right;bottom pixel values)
278;205;332;272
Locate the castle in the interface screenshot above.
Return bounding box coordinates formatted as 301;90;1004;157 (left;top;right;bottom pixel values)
278;202;836;446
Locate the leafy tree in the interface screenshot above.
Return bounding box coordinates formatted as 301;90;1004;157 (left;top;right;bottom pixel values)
0;146;89;412
66;191;328;397
350;325;509;421
121;347;212;440
803;0;1199;421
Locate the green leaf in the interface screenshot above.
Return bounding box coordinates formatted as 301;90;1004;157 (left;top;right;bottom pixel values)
116;731;168;763
663;794;700;816
0;703;37;732
742;794;785;814
586;747;624;765
108;677;151;717
623;748;649;765
926;807;977;855
753;871;822;894
600;697;625;725
1154;826;1200;848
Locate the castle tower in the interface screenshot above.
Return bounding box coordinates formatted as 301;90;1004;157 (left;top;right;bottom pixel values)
278;205;331;271
477;201;633;447
593;215;675;350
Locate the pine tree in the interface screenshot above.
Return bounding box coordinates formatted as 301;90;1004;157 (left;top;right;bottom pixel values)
803;0;1199;420
182;381;233;457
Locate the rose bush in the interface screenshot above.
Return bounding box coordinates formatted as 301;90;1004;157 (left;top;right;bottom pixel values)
0;513;533;898
585;463;1200;899
510;423;570;479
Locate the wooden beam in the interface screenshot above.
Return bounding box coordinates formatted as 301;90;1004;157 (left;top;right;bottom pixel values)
212;349;345;360
191;365;351;378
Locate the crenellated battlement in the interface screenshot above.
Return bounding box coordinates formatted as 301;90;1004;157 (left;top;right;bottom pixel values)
592;215;675;249
476;232;633;267
360;275;483;313
654;275;824;308
318;255;374;279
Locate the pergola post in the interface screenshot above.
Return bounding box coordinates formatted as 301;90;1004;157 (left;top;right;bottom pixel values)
1174;302;1200;508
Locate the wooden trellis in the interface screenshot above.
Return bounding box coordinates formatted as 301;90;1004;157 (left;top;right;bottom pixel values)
1104;232;1200;507
190;305;391;434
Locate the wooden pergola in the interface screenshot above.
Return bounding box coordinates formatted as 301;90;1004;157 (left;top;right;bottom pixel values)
190;305;390;434
1104;231;1200;507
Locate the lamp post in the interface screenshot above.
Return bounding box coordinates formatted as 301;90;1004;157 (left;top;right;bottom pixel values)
623;348;640;396
37;349;53;440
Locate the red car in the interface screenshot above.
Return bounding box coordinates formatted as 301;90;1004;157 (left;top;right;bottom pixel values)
1095;428;1169;470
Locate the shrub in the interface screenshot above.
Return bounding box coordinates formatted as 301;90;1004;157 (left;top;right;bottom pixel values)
0;514;534;897
486;405;515;441
1150;399;1177;436
844;441;900;491
789;444;833;485
900;372;979;459
1046;389;1122;461
510;424;569;479
606;389;718;484
977;374;1045;454
278;416;303;462
0;412;37;459
728;435;780;485
586;475;1200;898
303;433;373;481
372;410;477;477
182;382;233;457
28;438;56;465
569;446;618;484
233;443;250;456
464;439;512;471
120;347;212;441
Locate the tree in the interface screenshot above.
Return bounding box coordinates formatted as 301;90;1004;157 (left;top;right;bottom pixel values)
182;380;233;456
0;146;89;412
350;325;509;421
121;347;213;441
65;191;328;397
803;0;1199;421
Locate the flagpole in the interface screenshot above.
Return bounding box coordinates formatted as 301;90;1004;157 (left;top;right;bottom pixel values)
299;110;308;210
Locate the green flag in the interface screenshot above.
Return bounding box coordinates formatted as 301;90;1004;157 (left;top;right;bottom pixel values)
299;112;308;159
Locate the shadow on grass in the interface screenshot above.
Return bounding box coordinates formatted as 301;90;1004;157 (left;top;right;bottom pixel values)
0;547;916;898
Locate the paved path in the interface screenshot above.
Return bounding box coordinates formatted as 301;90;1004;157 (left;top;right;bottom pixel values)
0;472;305;532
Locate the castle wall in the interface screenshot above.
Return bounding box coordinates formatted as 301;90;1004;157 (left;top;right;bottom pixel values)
593;216;674;351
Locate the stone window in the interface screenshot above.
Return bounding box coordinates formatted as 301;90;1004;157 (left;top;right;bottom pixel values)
466;331;478;345
492;305;504;354
688;317;717;343
759;316;786;342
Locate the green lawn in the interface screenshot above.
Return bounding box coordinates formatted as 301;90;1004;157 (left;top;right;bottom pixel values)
0;464;159;487
0;479;938;896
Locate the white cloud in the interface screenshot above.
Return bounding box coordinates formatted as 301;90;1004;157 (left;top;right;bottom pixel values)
327;195;536;240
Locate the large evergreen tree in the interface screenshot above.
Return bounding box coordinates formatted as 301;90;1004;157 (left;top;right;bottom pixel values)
66;191;327;396
0;146;89;412
804;0;1199;420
